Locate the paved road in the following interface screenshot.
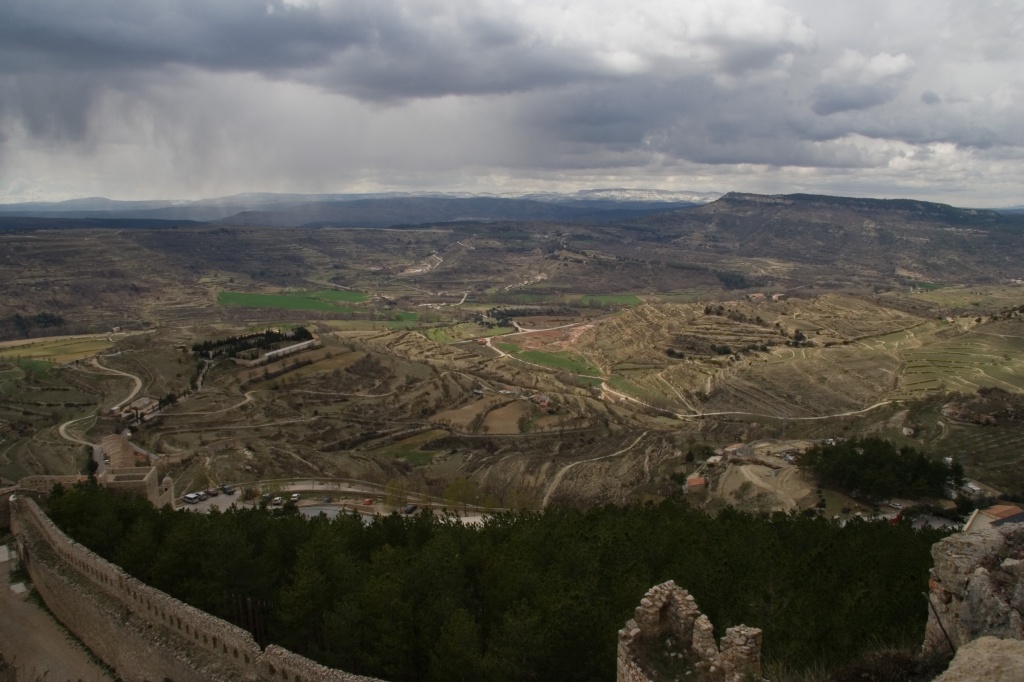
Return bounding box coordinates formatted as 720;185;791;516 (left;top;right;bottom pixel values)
0;546;114;681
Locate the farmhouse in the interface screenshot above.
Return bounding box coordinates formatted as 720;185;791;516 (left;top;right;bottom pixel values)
121;396;159;418
685;476;707;493
722;443;751;458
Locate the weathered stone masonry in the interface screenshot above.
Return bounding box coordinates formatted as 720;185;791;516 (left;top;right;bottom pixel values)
617;580;762;682
8;494;384;682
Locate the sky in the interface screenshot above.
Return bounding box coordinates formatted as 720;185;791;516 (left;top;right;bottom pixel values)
1;0;1022;207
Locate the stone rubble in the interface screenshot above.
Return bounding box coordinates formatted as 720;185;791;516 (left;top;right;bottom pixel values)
617;581;762;682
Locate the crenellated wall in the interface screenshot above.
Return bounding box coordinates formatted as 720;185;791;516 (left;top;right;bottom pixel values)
617;580;762;682
9;494;384;682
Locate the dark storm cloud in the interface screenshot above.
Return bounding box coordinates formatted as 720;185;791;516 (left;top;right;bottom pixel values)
0;0;607;98
0;1;1022;204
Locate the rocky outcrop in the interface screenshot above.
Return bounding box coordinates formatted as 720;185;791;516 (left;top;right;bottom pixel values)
924;524;1024;657
931;636;1024;682
617;581;761;682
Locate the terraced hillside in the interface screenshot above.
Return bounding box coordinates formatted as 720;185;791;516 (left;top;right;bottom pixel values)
574;295;925;414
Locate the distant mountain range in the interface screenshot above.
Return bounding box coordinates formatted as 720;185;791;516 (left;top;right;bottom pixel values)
0;189;720;224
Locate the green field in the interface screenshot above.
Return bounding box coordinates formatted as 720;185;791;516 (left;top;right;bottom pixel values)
424;324;513;344
607;374;660;402
1;358;55;375
316;290;370;302
494;341;601;376
897;328;1024;396
372;429;447;466
516;350;601;376
0;336;114;363
218;290;368;311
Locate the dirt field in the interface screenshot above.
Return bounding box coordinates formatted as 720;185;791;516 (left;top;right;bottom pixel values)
715;463;815;512
432;396;510;431
484;401;529;434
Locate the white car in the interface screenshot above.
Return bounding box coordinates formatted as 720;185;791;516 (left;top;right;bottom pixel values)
290;493;301;502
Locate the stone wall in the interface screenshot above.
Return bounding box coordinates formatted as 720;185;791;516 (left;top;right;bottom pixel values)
617;581;761;682
10;495;384;682
924;524;1024;658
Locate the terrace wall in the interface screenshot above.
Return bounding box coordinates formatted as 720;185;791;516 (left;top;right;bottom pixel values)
9;495;383;682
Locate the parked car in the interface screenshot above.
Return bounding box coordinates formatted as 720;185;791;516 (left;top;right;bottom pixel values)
290;493;301;503
403;503;418;515
183;493;200;504
362;498;374;506
220;484;234;495
206;488;219;497
196;491;208;501
271;496;283;506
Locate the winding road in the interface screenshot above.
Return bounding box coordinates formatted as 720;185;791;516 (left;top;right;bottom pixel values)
90;356;144;410
56;356;145;448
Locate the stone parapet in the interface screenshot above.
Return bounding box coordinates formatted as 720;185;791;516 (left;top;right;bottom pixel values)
9;495;383;682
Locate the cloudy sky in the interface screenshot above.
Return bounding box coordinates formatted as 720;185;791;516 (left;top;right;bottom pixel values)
1;0;1022;206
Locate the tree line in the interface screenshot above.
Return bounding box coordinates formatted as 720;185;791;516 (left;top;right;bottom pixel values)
46;483;947;682
800;437;963;501
191;327;312;358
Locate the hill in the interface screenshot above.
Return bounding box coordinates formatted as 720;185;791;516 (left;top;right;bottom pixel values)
636;192;1024;283
0;190;707;224
214;196;693;227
